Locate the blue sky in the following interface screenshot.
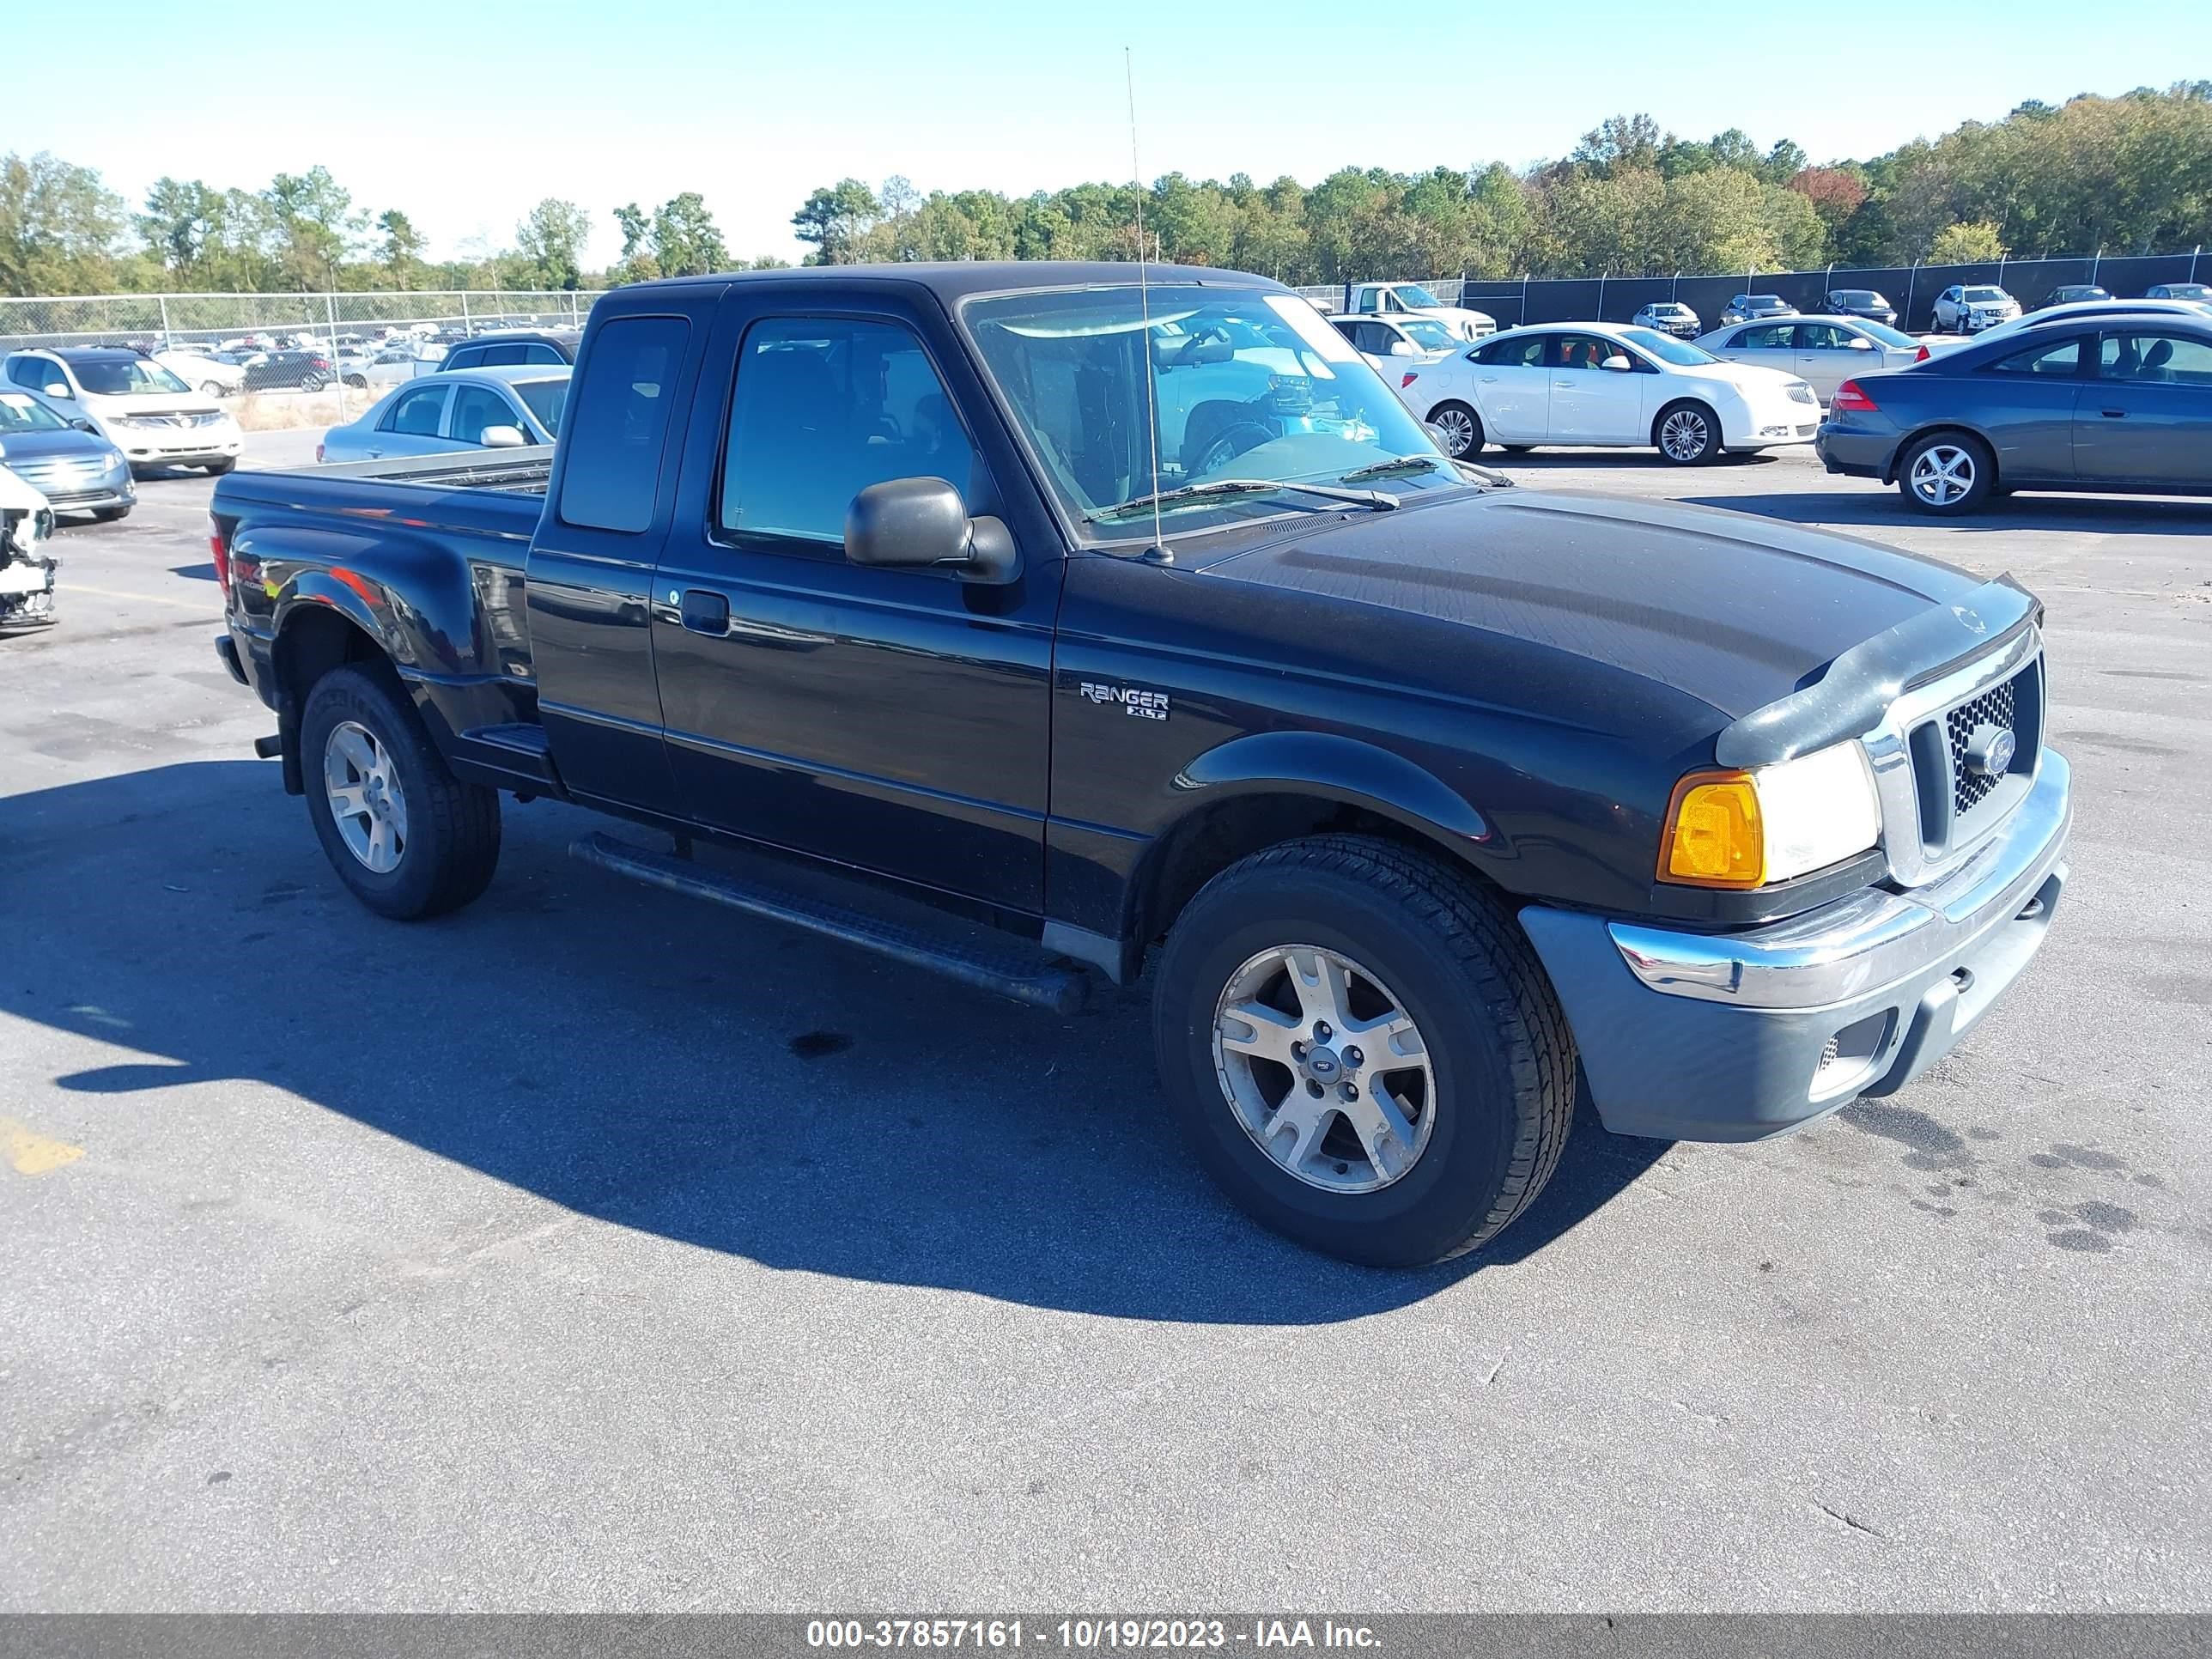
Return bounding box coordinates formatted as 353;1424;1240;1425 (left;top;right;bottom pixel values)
15;0;2209;269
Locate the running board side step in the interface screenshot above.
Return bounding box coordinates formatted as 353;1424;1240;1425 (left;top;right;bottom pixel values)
568;832;1088;1014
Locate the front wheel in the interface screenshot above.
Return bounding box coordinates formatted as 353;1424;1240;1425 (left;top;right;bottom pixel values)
1899;432;1995;515
1654;400;1722;465
1424;400;1482;459
199;381;228;398
90;505;132;523
202;458;235;476
301;664;501;919
1152;836;1576;1267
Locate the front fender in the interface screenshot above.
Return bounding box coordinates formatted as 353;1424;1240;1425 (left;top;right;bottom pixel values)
1174;728;1492;845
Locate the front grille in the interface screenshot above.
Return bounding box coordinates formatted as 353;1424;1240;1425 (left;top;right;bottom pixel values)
1947;676;2018;816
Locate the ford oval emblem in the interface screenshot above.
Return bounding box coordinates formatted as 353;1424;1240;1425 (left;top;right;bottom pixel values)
1965;723;2015;779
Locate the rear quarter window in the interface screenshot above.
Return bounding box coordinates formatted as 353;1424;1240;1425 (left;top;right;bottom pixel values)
556;315;691;534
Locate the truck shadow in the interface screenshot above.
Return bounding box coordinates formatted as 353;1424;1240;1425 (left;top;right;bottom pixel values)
3;761;1665;1326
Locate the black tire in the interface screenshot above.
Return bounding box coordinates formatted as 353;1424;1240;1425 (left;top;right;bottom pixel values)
199;381;227;398
344;374;368;388
202;458;236;476
1896;430;1996;516
300;374;328;392
1653;399;1722;465
1424;399;1483;459
1152;835;1576;1267
90;505;131;523
300;664;501;920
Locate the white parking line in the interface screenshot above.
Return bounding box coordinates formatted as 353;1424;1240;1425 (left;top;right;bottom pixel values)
58;583;220;613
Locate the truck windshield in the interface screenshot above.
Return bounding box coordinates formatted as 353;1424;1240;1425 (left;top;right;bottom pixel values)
1392;284;1445;309
963;285;1459;541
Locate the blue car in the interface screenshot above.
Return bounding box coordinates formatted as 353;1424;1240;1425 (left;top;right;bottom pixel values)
0;388;136;519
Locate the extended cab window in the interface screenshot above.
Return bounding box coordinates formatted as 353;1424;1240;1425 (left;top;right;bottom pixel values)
718;317;978;550
558;315;689;533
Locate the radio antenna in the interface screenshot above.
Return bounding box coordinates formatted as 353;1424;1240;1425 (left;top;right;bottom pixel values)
1126;46;1169;562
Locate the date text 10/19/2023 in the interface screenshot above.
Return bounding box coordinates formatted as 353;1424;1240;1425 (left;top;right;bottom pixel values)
806;1620;1382;1650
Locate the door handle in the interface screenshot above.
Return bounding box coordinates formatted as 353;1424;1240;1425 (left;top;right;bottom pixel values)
2100;409;2127;419
1479;375;1498;383
678;588;730;635
1553;380;1576;389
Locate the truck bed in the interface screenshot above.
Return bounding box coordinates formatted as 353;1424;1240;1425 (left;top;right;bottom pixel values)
293;445;555;495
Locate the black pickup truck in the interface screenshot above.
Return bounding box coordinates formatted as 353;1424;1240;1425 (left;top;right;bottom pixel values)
210;262;2071;1266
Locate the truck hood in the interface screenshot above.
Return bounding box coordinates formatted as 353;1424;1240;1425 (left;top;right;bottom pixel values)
1194;486;1983;722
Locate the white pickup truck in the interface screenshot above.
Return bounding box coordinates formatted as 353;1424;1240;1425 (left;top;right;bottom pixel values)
1343;282;1497;341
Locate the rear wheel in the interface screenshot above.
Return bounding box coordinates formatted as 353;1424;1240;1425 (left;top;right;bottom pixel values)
1654;400;1722;465
1152;835;1576;1267
301;664;501;919
300;373;328;392
1425;400;1482;459
1899;432;1995;515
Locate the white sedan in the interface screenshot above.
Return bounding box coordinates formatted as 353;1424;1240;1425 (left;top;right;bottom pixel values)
1693;314;1922;400
155;349;246;398
1392;322;1820;464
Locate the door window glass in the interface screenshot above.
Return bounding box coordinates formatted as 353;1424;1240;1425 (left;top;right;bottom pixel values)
449;383;517;444
2100;332;2212;385
1795;324;1850;349
381;383;448;434
1477;336;1547;368
1550;334;1617;370
1738;323;1796;349
719;317;979;550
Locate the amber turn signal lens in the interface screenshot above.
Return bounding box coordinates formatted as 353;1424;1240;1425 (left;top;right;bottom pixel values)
1660;771;1765;888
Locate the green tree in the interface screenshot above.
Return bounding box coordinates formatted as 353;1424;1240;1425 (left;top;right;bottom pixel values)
791;179;880;264
137;177;222;281
516;198;592;289
0;151;129;295
650;192;727;276
1929;220;2008;263
376;209;425;285
261;166;359;289
611;202;658;283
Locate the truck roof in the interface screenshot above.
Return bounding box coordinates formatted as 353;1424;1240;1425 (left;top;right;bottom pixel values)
626;261;1284;302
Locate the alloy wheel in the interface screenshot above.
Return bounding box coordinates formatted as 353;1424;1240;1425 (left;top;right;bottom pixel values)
1211;943;1437;1194
1909;444;1976;507
324;720;409;873
1660;408;1711;461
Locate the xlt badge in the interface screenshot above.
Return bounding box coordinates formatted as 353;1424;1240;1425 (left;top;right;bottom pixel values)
1079;681;1170;720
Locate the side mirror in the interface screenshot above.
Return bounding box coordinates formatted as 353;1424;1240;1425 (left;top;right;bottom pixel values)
845;477;1016;584
479;424;527;448
1847;337;1875;350
1601;355;1633;372
44;382;73;399
1388;339;1418;357
72;418;99;434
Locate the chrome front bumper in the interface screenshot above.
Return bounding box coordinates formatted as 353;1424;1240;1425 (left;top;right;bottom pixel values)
1519;750;2070;1141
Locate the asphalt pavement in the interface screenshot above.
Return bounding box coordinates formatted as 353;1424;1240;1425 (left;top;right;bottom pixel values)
2;434;2207;1611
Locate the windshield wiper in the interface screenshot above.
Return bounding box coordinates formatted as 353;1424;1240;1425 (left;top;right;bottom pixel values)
1087;477;1399;524
1337;455;1449;483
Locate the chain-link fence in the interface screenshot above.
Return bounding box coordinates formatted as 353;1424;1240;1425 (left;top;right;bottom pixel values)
0;289;604;428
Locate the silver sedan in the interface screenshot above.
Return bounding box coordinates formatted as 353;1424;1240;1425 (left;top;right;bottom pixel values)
319;365;567;463
1692;314;1922;401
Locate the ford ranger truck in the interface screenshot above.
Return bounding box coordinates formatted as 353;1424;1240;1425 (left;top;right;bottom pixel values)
209;263;2070;1267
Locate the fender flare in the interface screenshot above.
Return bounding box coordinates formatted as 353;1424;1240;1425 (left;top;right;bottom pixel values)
1171;730;1492;845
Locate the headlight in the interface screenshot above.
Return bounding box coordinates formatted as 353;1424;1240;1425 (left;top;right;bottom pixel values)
1659;741;1881;888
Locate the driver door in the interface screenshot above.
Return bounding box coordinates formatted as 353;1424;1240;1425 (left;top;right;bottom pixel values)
647;292;1062;913
1546;333;1645;442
